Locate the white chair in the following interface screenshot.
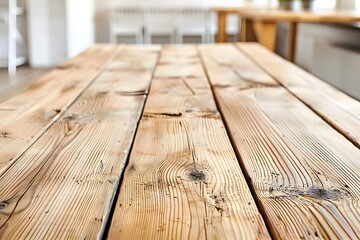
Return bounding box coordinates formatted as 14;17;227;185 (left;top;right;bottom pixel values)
0;0;25;75
227;14;240;42
144;7;178;44
109;6;144;44
177;7;212;43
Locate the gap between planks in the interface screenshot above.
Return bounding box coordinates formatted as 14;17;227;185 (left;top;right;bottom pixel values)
196;44;278;240
98;46;163;239
199;44;360;239
0;46;160;239
236;43;360;150
107;45;270;239
0;46;124;176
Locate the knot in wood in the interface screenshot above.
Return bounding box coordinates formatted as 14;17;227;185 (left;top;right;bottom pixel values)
307;187;345;200
189;171;206;181
0;201;9;210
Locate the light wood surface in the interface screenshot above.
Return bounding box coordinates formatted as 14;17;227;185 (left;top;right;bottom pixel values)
200;44;360;239
0;47;159;238
0;45;121;174
1;43;360;239
59;45;122;70
108;45;270;239
237;43;360;148
215;86;360;239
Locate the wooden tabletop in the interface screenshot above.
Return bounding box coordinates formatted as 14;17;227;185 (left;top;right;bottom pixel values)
239;9;360;23
1;43;360;239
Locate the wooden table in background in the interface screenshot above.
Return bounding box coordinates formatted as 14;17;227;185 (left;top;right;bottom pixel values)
241;10;360;62
213;6;264;43
1;43;360;239
213;8;360;62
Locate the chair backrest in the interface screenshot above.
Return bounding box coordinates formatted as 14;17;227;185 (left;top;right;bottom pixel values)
177;7;209;32
144;7;178;33
109;6;144;30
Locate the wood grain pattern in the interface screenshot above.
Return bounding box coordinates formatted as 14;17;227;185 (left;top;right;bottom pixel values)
0;46;122;174
200;44;360;239
237;43;360;148
0;69;100;170
199;44;277;88
59;45;121;70
108;45;270;239
215;87;360;239
106;45;160;71
0;47;159;239
145;78;217;118
95;70;153;95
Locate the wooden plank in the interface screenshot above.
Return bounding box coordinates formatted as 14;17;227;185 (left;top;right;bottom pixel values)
59;45;121;70
0;47;159;239
106;45;161;71
0;46;121;173
108;45;270;239
95;70;153;95
144;77;218;117
199;44;277;88
200;44;360;239
237;43;360;148
160;45;199;64
154;63;205;79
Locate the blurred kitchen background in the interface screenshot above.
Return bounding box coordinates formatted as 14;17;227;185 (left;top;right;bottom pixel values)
0;0;359;100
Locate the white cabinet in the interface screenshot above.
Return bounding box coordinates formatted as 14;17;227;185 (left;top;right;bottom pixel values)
0;0;26;75
27;0;95;67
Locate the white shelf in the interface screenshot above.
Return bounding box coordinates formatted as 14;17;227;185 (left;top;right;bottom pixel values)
0;7;25;16
0;1;26;75
0;57;26;68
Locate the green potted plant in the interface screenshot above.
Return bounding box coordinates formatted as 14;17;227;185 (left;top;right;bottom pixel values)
300;0;314;10
278;0;294;10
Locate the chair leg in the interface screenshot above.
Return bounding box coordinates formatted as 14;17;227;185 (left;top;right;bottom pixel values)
201;33;206;44
144;30;151;44
8;0;17;75
176;29;183;44
110;33;117;44
136;32;142;44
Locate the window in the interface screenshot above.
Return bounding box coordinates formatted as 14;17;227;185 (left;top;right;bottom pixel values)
314;0;336;10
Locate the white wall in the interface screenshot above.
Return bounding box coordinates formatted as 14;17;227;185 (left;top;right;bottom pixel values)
27;0;94;67
66;0;95;58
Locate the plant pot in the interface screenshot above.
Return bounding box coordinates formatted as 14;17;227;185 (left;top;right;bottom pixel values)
301;1;314;11
279;1;294;10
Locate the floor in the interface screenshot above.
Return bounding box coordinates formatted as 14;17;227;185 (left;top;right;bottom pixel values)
0;66;49;103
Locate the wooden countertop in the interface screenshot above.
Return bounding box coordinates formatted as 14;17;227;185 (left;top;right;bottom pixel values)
0;43;360;239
